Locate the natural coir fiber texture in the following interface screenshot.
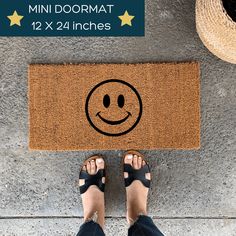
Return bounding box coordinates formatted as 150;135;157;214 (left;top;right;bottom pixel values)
29;63;200;150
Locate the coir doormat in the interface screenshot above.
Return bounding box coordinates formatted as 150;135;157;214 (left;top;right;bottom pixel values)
29;63;200;150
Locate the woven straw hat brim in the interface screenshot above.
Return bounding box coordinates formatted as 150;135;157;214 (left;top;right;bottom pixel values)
196;0;236;64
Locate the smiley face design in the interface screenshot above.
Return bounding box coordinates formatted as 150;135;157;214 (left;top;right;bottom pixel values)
85;79;142;136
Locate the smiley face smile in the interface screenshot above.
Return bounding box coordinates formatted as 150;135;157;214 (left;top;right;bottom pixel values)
96;111;131;125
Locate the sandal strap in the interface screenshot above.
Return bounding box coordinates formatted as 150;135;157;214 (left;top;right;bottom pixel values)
79;169;105;194
124;164;151;188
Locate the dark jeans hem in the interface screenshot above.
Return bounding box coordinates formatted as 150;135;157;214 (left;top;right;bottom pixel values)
76;220;105;236
128;215;164;236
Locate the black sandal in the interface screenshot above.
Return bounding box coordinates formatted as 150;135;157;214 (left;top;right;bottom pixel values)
79;155;106;194
123;150;151;188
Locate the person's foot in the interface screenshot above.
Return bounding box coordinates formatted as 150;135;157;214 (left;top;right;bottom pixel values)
124;152;151;225
79;157;105;229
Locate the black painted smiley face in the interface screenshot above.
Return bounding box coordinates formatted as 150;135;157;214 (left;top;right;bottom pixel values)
85;79;142;136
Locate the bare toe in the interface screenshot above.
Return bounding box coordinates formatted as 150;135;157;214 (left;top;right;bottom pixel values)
142;160;146;167
138;156;142;169
96;158;105;170
86;161;91;175
90;160;96;174
124;154;133;164
133;155;138;169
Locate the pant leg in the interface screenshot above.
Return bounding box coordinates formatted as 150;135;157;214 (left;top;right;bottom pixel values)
76;220;105;236
128;215;164;236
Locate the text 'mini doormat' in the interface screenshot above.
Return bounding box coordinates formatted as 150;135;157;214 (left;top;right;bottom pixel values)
29;63;200;150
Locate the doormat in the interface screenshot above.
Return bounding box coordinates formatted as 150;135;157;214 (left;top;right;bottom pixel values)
28;62;200;150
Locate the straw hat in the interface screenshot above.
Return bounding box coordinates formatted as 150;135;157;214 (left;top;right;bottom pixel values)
196;0;236;64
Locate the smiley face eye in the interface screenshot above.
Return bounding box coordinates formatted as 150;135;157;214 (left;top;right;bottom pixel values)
118;94;125;108
103;94;110;108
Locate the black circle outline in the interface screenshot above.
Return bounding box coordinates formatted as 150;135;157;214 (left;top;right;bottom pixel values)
85;79;143;136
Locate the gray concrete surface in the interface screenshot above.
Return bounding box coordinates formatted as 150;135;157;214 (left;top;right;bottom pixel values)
0;0;236;235
1;218;236;236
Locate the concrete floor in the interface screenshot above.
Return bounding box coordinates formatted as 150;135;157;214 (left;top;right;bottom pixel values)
0;0;236;235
